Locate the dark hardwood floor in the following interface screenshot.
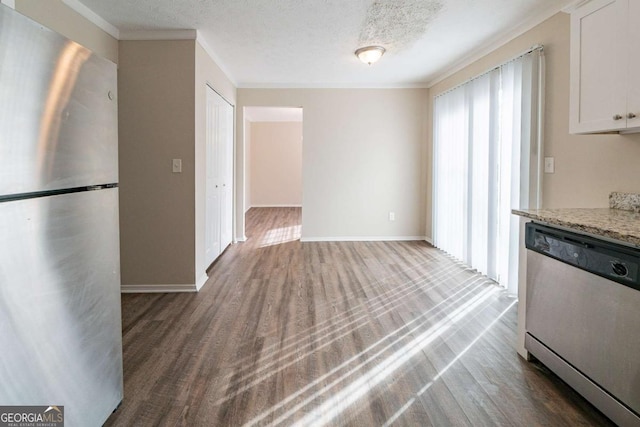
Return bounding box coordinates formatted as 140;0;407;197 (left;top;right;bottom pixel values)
105;207;613;426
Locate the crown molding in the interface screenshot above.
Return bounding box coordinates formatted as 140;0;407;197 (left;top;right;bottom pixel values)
237;81;429;89
426;4;568;88
561;0;592;13
196;31;238;87
120;29;197;40
61;0;119;39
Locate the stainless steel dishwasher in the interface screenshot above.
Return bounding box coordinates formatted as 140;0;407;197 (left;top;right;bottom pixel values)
525;222;640;427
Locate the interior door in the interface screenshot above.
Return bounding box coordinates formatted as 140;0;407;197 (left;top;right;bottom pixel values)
219;101;234;251
205;86;234;267
205;87;221;266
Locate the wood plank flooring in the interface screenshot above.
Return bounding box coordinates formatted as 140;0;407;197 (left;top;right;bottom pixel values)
105;207;613;426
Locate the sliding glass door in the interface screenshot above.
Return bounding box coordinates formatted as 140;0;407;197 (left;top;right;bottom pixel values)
433;48;544;293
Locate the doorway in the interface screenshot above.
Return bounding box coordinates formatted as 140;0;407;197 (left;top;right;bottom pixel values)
243;106;303;242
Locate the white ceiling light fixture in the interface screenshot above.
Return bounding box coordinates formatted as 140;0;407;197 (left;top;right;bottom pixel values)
355;45;386;65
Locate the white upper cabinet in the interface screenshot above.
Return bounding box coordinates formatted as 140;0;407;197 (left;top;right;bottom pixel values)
570;0;640;134
627;0;640;129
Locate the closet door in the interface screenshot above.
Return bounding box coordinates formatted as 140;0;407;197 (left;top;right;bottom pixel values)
205;85;234;267
219;103;233;251
205;87;222;266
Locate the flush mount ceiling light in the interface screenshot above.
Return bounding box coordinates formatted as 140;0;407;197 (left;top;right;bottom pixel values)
355;45;386;65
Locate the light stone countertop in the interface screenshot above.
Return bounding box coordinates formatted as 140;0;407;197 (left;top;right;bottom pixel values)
512;208;640;248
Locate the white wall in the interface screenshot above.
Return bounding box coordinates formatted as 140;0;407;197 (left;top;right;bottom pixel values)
249;121;302;207
237;89;428;241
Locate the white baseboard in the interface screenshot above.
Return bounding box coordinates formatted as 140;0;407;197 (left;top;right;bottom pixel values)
235;235;248;242
121;283;198;293
195;273;209;291
300;235;427;242
121;272;209;293
250;204;302;208
425;236;434;245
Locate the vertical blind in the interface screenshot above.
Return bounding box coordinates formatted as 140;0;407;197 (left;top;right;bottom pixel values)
433;47;544;294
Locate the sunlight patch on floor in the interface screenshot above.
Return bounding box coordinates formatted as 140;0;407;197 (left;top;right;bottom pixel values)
382;299;517;426
260;225;301;247
287;286;499;427
219;265;482;409
244;282;501;427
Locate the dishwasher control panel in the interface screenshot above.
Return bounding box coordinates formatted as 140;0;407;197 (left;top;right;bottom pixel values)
525;222;640;290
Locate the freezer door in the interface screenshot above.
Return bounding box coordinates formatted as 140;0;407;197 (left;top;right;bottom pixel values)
0;5;118;195
0;188;123;426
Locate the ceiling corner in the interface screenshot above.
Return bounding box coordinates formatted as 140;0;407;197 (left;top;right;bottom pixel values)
196;31;238;88
426;2;568;88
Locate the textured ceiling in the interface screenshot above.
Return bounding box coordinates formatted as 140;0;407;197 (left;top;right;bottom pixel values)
77;0;575;87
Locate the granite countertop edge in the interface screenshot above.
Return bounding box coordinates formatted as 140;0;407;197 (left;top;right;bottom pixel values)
512;208;640;248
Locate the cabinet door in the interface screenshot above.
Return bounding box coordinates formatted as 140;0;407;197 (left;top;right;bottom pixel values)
626;0;640;128
570;0;627;133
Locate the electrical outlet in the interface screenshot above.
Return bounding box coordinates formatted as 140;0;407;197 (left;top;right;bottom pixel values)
389;212;395;221
172;159;182;173
544;157;554;174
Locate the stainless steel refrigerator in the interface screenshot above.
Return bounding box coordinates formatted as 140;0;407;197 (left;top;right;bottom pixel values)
0;5;123;426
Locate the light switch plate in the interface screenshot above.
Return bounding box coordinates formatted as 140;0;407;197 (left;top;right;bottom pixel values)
544;157;555;174
172;159;182;173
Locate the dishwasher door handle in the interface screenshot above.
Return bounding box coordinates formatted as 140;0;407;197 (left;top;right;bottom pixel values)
564;236;593;249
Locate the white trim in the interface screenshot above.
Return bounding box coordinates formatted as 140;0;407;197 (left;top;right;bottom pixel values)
235;235;248;242
195;273;209;291
300;236;427;242
427;6;564;87
250;204;302;208
238;81;429;89
561;0;593;13
196;31;238;86
120;29;197;40
424;236;434;245
61;0;119;39
121;283;198;293
1;0;15;10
